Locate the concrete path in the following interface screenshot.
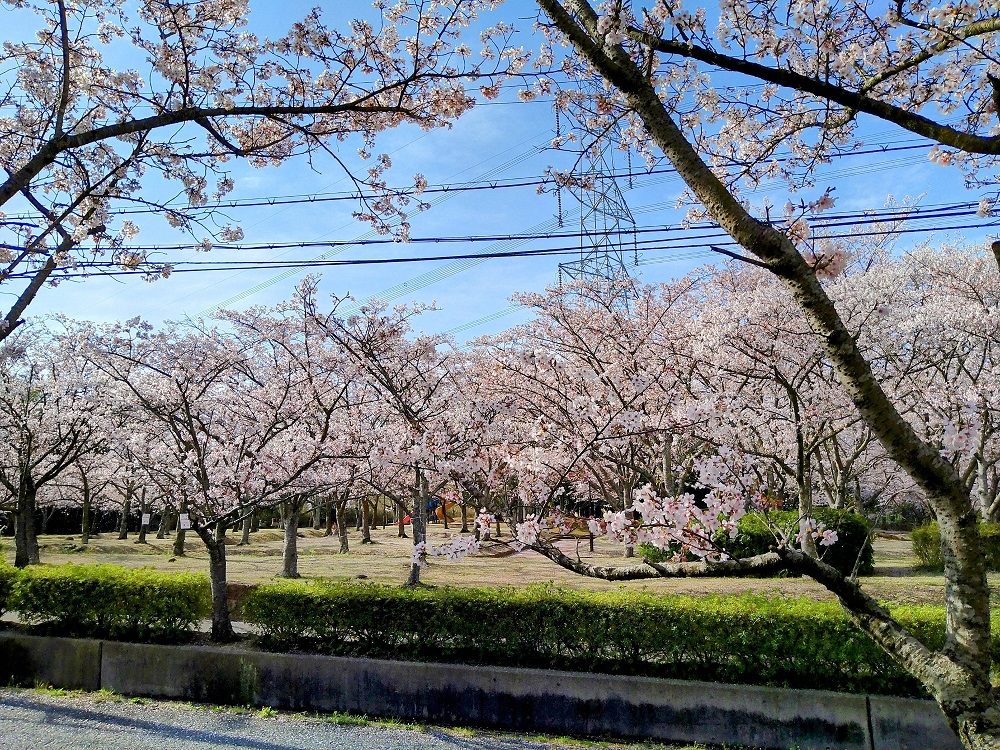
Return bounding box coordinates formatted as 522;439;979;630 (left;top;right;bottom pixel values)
0;689;602;750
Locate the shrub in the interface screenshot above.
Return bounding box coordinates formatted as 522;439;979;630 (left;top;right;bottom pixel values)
243;581;987;698
0;563;16;616
9;564;210;641
639;509;873;576
911;522;945;570
911;521;1000;571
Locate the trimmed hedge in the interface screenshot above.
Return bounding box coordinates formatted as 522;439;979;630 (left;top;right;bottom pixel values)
912;521;1000;571
639;509;874;576
243;581;987;698
8;564;210;641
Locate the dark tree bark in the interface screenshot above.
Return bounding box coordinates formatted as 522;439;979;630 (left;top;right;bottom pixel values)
13;481;40;567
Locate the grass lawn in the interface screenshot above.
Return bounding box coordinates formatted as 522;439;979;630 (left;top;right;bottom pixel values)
1;521;979;608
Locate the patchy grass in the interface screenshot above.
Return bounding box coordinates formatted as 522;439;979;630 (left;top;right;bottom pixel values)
3;525;990;608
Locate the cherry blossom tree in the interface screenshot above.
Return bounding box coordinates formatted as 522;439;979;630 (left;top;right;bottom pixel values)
87;318;347;639
0;0;517;338
521;0;1000;743
0;321;111;566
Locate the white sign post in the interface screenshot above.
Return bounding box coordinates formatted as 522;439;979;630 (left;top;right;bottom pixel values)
179;513;191;530
141;513;151;526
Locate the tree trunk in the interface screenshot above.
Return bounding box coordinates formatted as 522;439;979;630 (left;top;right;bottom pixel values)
361;497;373;544
14;481;40;567
80;469;91;545
118;493;132;540
523;17;998;744
406;469;428;587
324;498;335;537
173;505;187;556
336;497;350;553
281;498;301;578
156;507;171;539
39;505;55;535
240;512;251;545
200;522;234;642
312;500;322;530
396;499;408;538
136;489;149;544
460;501;469;533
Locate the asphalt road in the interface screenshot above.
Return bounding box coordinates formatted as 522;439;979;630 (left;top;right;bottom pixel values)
0;689;572;750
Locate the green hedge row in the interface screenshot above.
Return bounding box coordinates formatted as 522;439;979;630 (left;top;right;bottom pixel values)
912;522;1000;571
639;509;874;576
243;581;980;698
0;563;210;641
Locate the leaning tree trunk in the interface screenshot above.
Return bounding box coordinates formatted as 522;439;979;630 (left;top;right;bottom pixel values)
198;522;234;642
13;480;40;567
524;16;1000;746
280;498;301;578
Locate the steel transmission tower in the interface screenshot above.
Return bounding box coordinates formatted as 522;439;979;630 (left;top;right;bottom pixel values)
558;109;638;284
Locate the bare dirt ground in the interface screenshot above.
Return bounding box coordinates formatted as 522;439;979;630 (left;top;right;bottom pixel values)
1;521;980;607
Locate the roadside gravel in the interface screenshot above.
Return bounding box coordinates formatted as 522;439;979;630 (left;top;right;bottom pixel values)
0;688;664;750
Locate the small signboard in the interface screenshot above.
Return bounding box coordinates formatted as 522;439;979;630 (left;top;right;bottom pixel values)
141;514;151;526
179;513;191;530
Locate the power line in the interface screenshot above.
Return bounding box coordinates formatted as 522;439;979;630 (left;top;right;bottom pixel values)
22;215;998;281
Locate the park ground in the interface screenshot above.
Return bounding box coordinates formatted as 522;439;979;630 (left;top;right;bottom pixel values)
1;522;989;608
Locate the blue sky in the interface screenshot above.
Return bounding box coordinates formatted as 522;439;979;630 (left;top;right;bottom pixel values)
17;1;1000;340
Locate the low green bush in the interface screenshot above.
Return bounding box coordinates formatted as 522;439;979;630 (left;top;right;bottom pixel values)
911;522;945;570
639;509;873;576
244;581;985;698
9;564;210;641
911;521;1000;571
0;563;16;616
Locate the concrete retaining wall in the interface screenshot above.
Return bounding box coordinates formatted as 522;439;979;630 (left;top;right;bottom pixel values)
0;632;961;750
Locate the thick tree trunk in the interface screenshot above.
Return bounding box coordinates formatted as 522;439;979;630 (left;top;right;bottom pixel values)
460;501;469;533
281;499;301;578
201;523;234;642
14;482;39;567
312;500;322;530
